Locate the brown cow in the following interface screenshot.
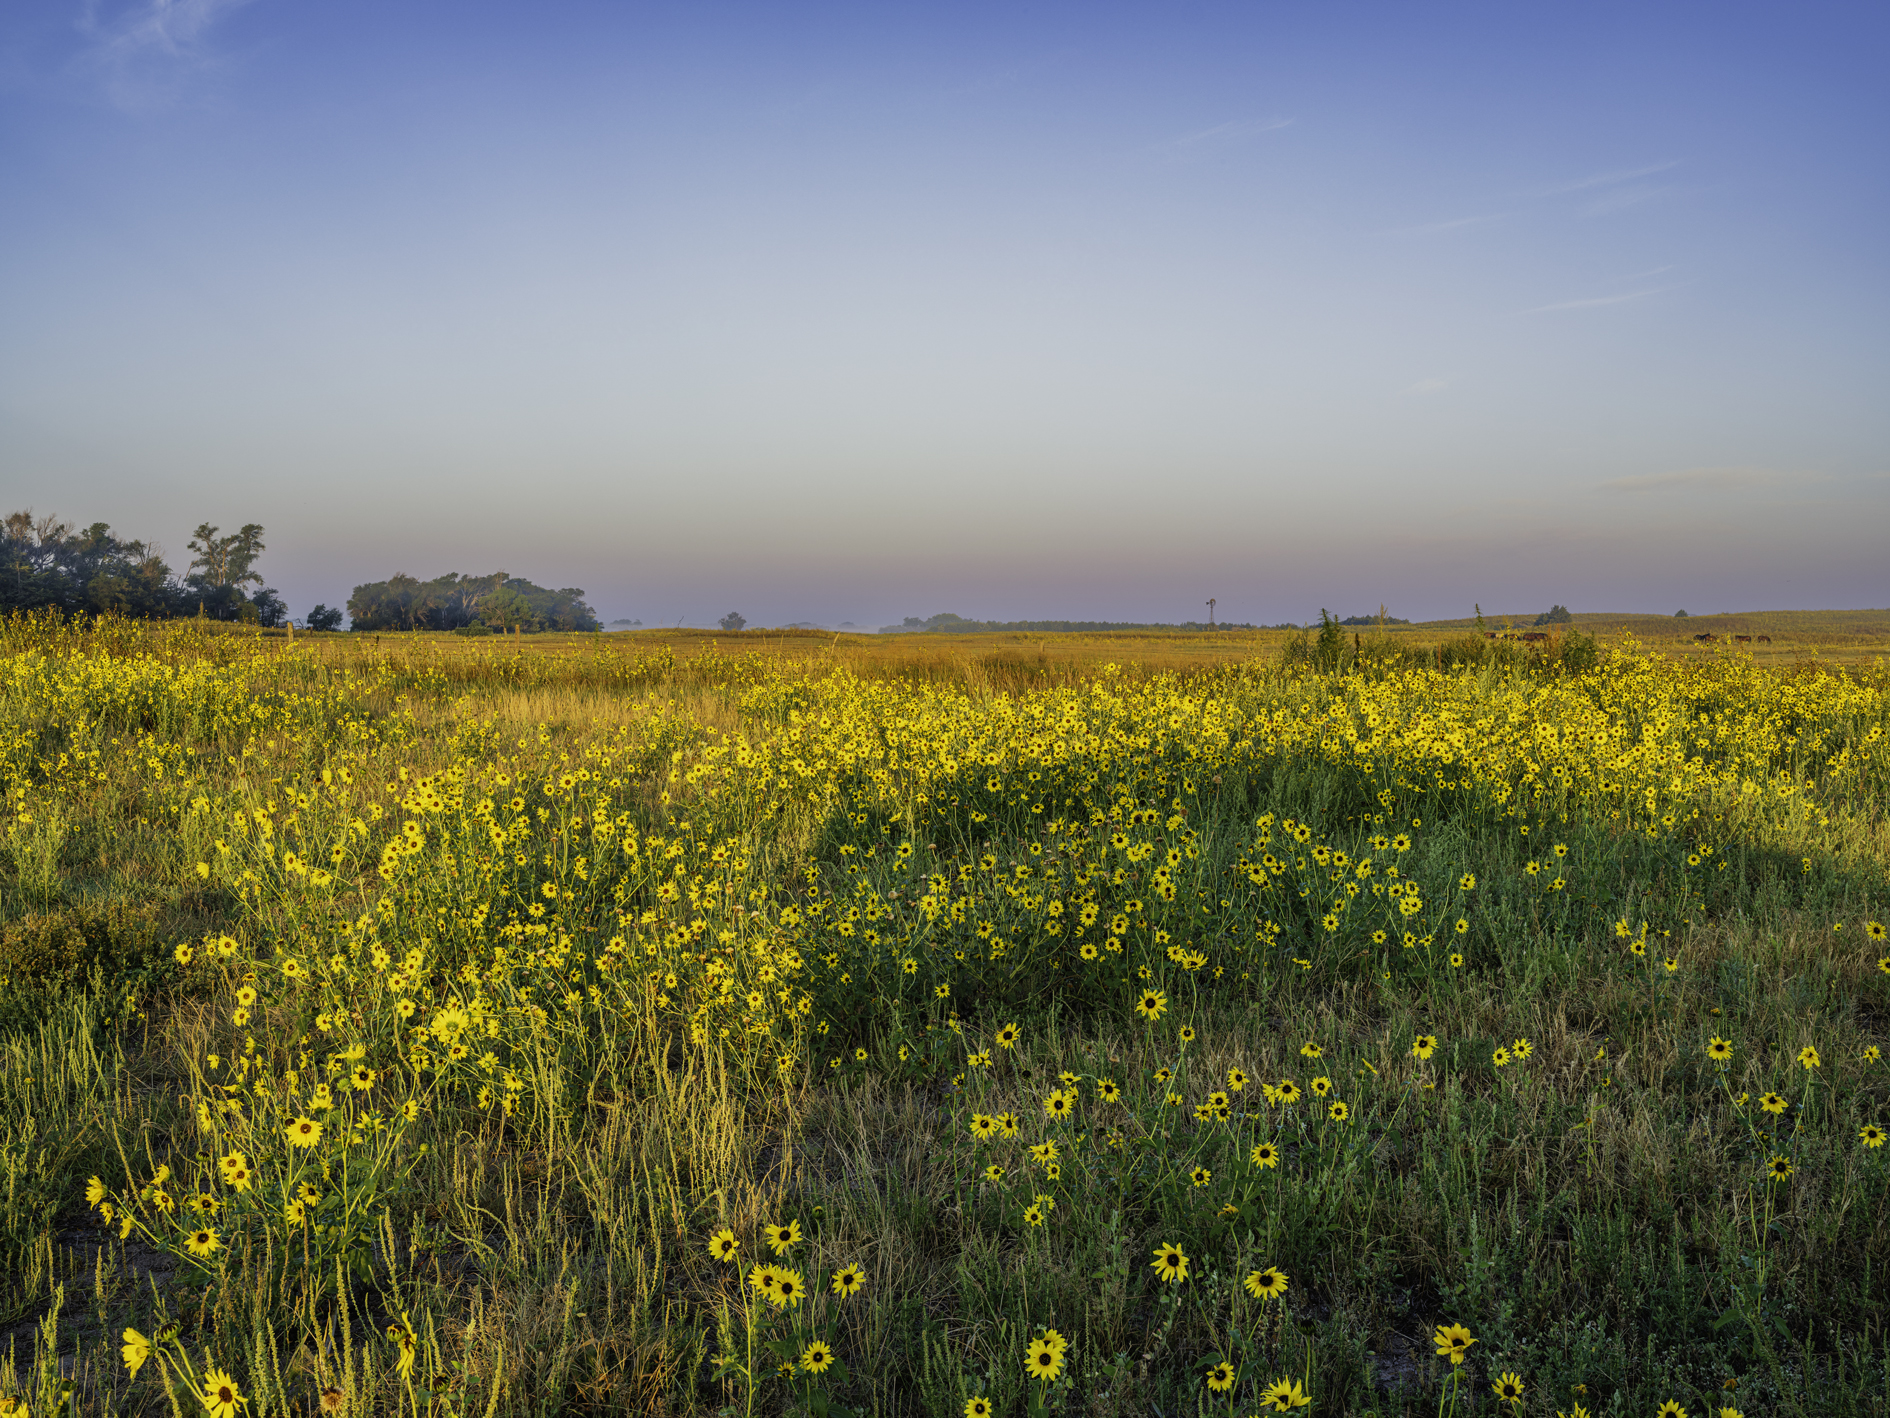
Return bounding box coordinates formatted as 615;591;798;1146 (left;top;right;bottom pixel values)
1734;635;1751;643
1756;634;1772;643
1693;633;1716;642
1520;631;1550;643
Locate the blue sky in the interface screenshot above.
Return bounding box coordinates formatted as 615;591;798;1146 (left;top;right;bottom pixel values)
3;1;1886;628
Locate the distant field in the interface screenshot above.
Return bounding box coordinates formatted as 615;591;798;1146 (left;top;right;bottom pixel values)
294;605;1890;678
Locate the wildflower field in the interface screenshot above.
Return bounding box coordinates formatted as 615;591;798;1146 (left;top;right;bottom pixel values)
1;614;1887;1417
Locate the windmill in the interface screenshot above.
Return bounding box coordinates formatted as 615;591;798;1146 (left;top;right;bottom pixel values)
1206;598;1216;628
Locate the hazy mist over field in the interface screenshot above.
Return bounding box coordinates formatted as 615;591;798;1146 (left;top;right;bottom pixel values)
2;1;1886;628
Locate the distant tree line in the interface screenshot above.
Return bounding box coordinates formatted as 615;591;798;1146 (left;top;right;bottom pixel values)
346;573;599;633
2;510;287;625
880;612;1268;634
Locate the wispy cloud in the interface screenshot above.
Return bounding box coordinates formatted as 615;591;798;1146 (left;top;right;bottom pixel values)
1384;212;1513;238
1597;466;1819;494
1538;161;1679;196
1403;377;1449;395
74;0;257;111
1517;288;1667;315
1137;117;1293;162
1582;185;1668;218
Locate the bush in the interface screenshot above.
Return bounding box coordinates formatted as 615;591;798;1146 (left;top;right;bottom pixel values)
1559;629;1600;671
0;901;167;990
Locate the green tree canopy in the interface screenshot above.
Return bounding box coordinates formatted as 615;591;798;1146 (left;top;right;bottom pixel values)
346;572;598;632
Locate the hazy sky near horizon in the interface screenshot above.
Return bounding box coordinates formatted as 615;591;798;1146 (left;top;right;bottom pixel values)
3;1;1887;628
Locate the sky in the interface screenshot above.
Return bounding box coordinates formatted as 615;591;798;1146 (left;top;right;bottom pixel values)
2;1;1887;629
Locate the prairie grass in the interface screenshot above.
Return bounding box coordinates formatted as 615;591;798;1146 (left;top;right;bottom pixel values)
0;613;1886;1416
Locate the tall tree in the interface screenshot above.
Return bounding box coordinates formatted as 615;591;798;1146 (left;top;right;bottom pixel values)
2;510;184;618
186;523;273;620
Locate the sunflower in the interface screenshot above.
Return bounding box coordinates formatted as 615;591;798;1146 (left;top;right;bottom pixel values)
1226;1067;1249;1091
1759;1092;1788;1115
1432;1322;1475;1365
121;1327;151;1378
284;1116;322;1148
1861;1124;1887;1149
707;1228;739;1263
748;1264;780;1298
1134;990;1168;1022
1766;1155;1793;1182
1043;1089;1073;1121
1024;1336;1064;1382
1261;1376;1311;1410
1411;1035;1438;1060
1328;1100;1350;1122
1707;1037;1733;1064
1205;1360;1237;1392
998;1112;1020;1137
799;1340;835;1373
1492;1047;1512;1068
831;1262;866;1296
1245;1265;1289;1300
184;1227;221;1258
1654;1404;1689;1418
763;1219;802;1255
1275;1080;1302;1106
1798;1045;1821;1071
1022;1203;1046;1226
963;1400;993;1418
1097;1078;1122;1103
1190;1166;1212;1187
1250;1141;1281;1169
969;1113;997;1141
201;1368;244;1418
983;1164;1005;1183
770;1269;806;1307
1492;1372;1525;1404
1150;1242;1190;1284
